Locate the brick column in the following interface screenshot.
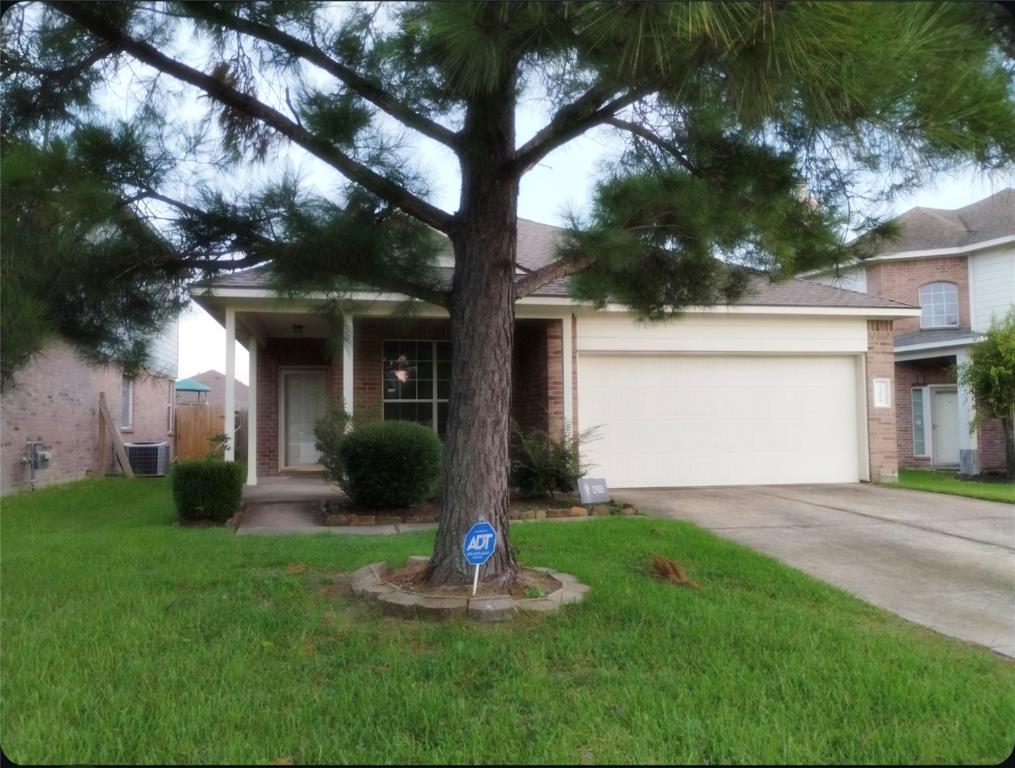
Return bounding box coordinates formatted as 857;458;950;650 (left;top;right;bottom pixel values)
866;320;899;482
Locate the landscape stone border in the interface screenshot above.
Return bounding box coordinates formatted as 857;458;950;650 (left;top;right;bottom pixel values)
349;557;589;622
321;500;639;526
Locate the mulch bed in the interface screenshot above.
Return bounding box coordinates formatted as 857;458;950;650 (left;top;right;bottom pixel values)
319;497;639;526
384;560;562;600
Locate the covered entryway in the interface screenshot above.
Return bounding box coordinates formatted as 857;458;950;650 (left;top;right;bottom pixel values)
579;354;863;487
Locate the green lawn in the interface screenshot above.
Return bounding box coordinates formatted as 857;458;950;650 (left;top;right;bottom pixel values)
896;468;1015;504
2;479;1012;764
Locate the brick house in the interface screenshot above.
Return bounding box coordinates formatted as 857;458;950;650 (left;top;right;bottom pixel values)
0;322;179;494
811;188;1014;475
191;218;918;489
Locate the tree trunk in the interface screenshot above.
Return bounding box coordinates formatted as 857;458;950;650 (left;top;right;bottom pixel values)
427;72;520;587
1004;416;1015;481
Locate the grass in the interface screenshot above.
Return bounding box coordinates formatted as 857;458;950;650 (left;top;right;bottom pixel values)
895;468;1015;504
2;479;1013;765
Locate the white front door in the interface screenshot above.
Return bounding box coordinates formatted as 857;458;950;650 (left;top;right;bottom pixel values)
282;371;330;468
932;388;960;467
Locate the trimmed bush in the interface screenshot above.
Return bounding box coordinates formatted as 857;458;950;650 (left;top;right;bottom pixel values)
170;459;246;522
339;421;442;508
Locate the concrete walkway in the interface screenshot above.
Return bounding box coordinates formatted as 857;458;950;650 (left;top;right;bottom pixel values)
618;484;1015;658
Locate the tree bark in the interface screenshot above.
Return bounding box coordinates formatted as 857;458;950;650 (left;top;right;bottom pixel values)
428;70;520;588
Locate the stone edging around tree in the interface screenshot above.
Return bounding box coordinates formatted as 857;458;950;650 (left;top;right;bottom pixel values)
349;557;589;622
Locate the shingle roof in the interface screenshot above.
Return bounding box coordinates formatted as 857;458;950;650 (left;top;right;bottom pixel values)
894;327;978;349
869;187;1015;256
194;218;913;310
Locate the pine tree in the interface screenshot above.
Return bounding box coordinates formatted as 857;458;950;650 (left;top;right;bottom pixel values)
3;2;1013;585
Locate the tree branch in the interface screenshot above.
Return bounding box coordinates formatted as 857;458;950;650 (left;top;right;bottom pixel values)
510;86;650;176
179;2;461;151
51;2;454;233
603;117;697;174
514;252;594;299
128;191;451;307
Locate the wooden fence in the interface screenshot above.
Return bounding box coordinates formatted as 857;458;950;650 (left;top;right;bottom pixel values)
174;404;249;463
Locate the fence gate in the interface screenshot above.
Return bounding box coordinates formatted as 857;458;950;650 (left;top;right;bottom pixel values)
174;403;225;460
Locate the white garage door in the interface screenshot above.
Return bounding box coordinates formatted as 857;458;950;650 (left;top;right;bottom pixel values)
578;355;862;488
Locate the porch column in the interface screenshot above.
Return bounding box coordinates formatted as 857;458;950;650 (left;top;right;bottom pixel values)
956;347;979;475
343;313;354;415
224;306;236;461
246;336;258;485
562;313;574;428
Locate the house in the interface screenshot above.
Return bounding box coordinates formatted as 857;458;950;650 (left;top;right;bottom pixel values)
811;188;1014;475
190;218;919;489
0;321;179;494
176;370;249;410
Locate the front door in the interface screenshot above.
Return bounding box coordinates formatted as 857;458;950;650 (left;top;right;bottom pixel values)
932;388;960;467
282;370;330;469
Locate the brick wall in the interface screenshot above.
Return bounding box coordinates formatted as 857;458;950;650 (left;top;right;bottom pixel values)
866;257;970;336
1;340;173;494
513;320;549;435
866;320;899;481
255;337;341;477
546;319;564;438
978;418;1008;473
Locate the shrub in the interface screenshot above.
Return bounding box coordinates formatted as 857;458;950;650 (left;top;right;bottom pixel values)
510;421;597;498
170;459;246;522
338;421;442;508
314;404;380;485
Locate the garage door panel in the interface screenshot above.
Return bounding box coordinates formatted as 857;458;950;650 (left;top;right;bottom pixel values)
578;355;861;487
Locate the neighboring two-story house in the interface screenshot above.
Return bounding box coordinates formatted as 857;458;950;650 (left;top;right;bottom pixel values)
0;321;180;494
813;188;1014;475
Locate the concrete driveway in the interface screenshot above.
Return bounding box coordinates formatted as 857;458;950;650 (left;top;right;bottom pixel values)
618;484;1014;658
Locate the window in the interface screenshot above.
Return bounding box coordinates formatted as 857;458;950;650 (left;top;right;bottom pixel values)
382;340;450;437
912;387;928;456
919;282;959;328
166;381;175;433
121;376;134;429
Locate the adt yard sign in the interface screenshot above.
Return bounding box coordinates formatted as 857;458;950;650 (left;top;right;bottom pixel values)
463;521;497;594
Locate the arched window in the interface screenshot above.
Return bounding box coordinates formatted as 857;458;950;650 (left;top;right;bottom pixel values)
918;282;959;328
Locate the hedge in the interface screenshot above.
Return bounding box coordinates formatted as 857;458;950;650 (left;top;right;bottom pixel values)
338;421;442;508
170;459;246;522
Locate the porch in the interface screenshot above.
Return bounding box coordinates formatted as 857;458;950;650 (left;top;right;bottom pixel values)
219;307;576;485
894;332;1007;475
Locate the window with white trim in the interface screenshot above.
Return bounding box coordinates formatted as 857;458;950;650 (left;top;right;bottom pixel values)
121;375;134;429
912;387;929;456
918;282;959;328
382;340;450;437
166;381;175;433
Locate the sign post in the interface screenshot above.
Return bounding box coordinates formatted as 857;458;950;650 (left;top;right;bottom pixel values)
463;521;497;595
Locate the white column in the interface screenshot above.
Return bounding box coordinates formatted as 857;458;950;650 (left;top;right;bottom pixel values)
224;306;236;461
343;313;354;415
562;313;574;428
246;336;258;485
956;347;979;475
